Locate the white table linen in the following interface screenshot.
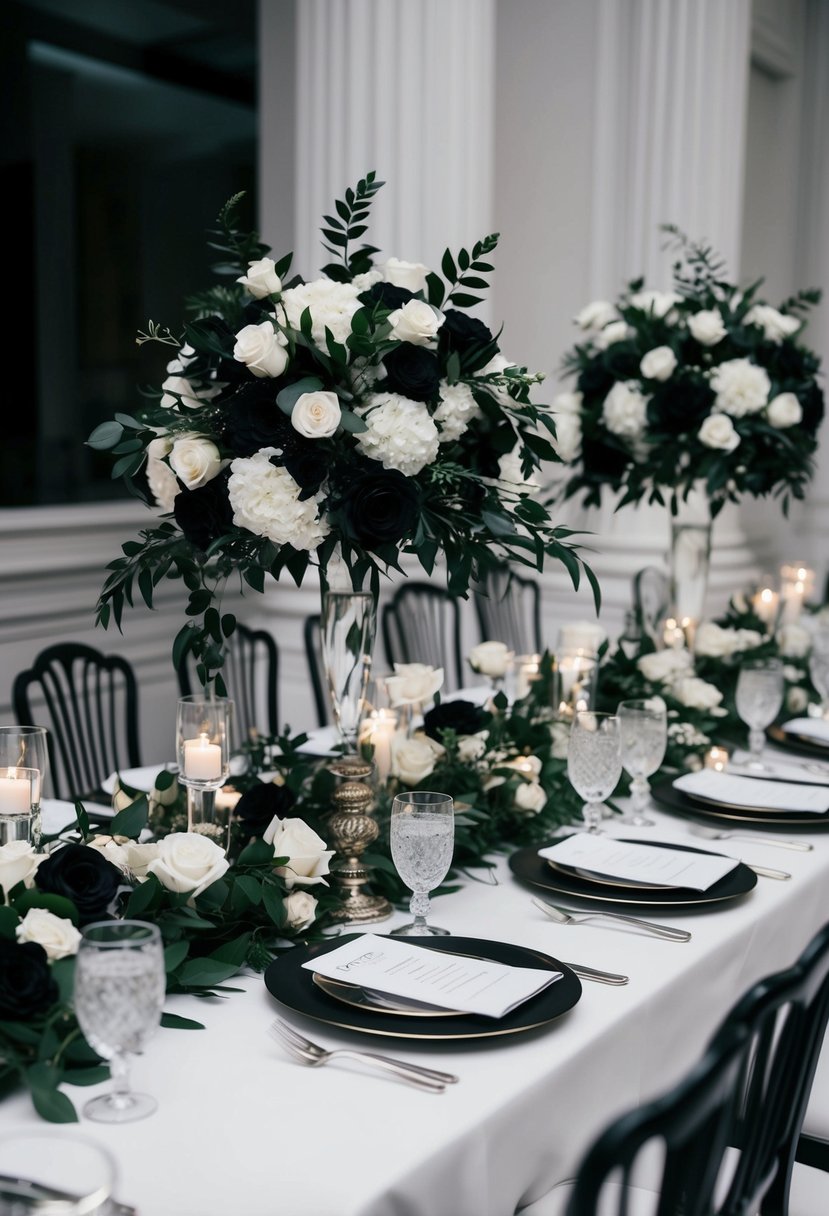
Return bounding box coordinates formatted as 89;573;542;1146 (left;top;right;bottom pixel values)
2;802;828;1216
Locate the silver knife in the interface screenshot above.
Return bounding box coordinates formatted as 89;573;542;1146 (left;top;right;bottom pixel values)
562;961;629;985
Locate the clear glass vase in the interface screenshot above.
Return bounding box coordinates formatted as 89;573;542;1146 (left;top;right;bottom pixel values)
669;487;713;628
320;584;377;752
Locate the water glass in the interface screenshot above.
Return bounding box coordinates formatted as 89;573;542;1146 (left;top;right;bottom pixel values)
808;630;829;716
567;712;622;833
0;725;49;847
390;792;454;936
616;699;667;827
735;659;785;760
73;921;165;1123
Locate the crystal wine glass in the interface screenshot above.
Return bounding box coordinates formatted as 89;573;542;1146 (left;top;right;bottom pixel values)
73;920;166;1123
390;792;455;936
808;630;829;717
567;712;622;834
616;699;667;827
735;659;785;763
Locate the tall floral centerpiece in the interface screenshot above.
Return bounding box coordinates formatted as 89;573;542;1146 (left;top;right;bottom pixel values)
554;230;823;624
90;172;596;720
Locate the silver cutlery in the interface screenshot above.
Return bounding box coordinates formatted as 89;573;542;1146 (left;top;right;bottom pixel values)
688;825;813;852
532;897;691;942
560;960;629;986
746;864;791;880
269;1018;458;1091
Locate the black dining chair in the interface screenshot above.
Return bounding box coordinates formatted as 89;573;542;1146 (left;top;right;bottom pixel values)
177;622;279;745
12;642;141;801
520;921;829;1216
474;563;542;656
303;614;330;727
381;583;464;691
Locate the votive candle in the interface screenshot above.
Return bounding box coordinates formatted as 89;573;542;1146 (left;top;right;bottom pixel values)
704;747;729;773
183;733;223;781
0;769;32;815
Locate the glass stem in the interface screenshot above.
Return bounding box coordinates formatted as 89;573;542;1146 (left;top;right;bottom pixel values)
409;889;430;929
749;727;765;757
109;1053;132;1111
631;775;650;812
584;802;603;833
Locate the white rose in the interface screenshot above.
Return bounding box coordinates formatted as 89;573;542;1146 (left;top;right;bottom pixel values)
282;890;319;931
637;649;693;684
237;257;282;299
787;686;810;713
629;290;682;319
291;391;341;439
351;269;383;291
744;304;801;343
574;300;617;331
146;435;179;512
0;841;43;900
693;623;741;658
381;257;430;293
228;449;329;551
776;623;812;659
87;834;130;873
124;841;161;881
687;310;727;346
233;321;289;378
710;358;770;417
281;278;361;348
160;375;202;410
388;300;444;345
169;435;225;490
457;731;489;762
385;663;445;707
356;393;439;476
766;392;803;429
468;641;513;678
736;629;765;652
146;833;230;898
640;346;677;381
698;413;740;452
16;908;81;961
602;382;647;439
514;781;547;815
672;677;724;710
595;320;631;349
552;412;581;463
165;343;196;377
264;817;334;889
433;382;481;443
390;735;445;786
506;755;543;778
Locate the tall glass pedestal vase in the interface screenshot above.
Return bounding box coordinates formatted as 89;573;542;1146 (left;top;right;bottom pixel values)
320;586;377;751
668;488;713;640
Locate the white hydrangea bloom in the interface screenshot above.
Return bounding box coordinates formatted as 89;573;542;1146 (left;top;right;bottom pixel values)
711;359;771;417
433;381;481;443
281;278;361;347
227;449;329;551
355;392;439;475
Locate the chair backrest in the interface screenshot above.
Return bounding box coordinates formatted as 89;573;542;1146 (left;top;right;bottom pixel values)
177;622;279;745
565;920;829;1216
12;642;141;801
303;614;329;727
381;583;464;691
633;566;670;643
473;564;542;656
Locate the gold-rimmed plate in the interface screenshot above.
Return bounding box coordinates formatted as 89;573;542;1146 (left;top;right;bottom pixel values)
767;724;829;759
651;778;829;831
546;859;671;892
312;973;467;1018
509;838;757;908
264;935;582;1042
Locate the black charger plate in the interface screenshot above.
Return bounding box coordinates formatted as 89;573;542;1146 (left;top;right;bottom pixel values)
650;777;829;830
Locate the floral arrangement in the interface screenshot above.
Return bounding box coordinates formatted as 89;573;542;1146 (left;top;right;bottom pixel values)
88;171;596;688
0;792;335;1122
554;229;824;517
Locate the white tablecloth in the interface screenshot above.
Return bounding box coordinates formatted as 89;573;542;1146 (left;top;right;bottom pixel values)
3;803;828;1216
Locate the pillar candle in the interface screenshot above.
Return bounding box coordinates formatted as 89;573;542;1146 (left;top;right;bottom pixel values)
183;734;223;781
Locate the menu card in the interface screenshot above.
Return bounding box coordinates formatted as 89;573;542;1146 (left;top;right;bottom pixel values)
674;768;829;813
303;934;561;1019
539;832;738;891
731;749;829;786
782;718;829;745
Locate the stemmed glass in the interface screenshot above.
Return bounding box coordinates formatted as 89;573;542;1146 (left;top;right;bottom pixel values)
616;699;667;827
0;725;49;847
808;630;829;718
176;696;233;845
390;792;455;936
735;659;785;764
567;712;622;834
73;921;165;1123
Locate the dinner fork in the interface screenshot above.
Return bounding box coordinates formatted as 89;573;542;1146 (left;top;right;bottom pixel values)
687;825;813;852
532;898;691;942
269;1018;458;1091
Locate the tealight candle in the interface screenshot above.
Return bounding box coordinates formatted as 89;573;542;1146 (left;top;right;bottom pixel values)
183;733;223;781
0;768;32;815
704;747;729;772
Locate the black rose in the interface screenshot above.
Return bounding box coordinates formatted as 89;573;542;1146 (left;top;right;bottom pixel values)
438;310;495;370
35;844;122;925
283;447;329;500
602;343;641;380
384;344;441;403
800;382;825;434
358;282;416;311
339;468;420;551
0;939;58;1019
236;782;296;839
580;434;629;480
423;700;490;743
174;473;234;552
222;385;295;457
648;377;715;435
577;362;615;400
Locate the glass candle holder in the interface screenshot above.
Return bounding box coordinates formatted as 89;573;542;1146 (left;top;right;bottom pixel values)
552;651;598;721
0;725;48;847
0;766;39;844
779;562;816;624
176;697;234;847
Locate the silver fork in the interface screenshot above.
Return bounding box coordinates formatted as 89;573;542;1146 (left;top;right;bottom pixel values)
269;1018;458;1091
687;825;813;852
532;897;691;942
